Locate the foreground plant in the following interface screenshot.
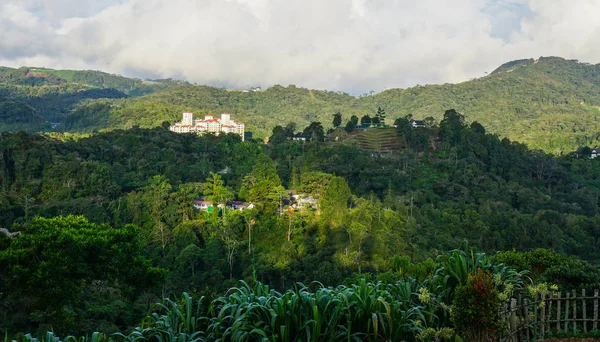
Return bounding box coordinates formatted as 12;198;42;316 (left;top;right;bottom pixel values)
452;269;502;342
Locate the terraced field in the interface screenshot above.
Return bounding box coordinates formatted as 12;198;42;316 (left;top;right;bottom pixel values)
354;128;402;152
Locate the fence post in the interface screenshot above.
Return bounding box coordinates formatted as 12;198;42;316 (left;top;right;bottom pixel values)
511;298;518;341
541;292;546;339
573;289;577;334
594;289;598;331
524;298;530;342
547;291;553;334
556;292;561;333
583;289;587;333
565;292;570;333
518;293;523;342
534;293;539;338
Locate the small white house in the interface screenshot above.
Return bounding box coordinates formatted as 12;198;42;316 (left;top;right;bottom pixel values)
411;120;425;128
193;200;212;210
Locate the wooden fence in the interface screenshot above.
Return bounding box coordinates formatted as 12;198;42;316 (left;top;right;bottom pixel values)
500;289;600;341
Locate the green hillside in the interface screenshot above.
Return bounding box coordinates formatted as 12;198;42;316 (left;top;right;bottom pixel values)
3;57;600;152
0;66;188;94
0;67;189;129
56;56;600;153
59;85;365;135
367;56;600;153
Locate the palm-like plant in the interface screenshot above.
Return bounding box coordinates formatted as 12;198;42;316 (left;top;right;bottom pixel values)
19;248;527;342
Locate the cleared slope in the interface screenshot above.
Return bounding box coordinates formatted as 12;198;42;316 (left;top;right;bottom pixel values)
354;128;402;152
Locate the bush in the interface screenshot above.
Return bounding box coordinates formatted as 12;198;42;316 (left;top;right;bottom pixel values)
452;269;502;342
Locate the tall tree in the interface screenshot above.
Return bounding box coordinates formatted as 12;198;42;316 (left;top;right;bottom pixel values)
303;122;325;142
439;109;466;146
202;172;234;209
269;125;288;145
250;154;281;184
375;107;386;125
361;115;372;127
344;198;374;268
394;114;413;146
332;112;342;128
320;176;351;225
172;182;201;221
246;154;286;215
345;119;356;132
144;175;172;249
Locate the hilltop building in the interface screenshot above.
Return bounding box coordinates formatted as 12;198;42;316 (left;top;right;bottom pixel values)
411;120;426;128
170;112;245;140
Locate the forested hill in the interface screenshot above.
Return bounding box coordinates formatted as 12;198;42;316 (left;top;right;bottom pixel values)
4;111;600;334
0;66;188;94
0;66;189;131
2;57;600;152
371;56;600;153
58;56;600;153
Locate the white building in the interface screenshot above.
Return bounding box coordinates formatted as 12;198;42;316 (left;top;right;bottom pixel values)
170;112;245;140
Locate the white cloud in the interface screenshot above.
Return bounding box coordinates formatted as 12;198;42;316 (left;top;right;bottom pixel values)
0;0;599;93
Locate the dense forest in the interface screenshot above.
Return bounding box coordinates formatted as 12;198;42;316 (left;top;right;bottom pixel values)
3;110;600;337
2;57;600;152
0;66;188;131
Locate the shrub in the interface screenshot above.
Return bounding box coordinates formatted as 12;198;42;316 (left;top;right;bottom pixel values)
452;269;502;342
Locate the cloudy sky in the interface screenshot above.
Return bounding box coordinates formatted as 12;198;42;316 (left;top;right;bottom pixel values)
1;0;599;94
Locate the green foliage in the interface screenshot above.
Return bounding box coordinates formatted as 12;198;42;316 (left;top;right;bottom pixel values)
28;57;600;152
303;121;325;142
452;269;502;342
5;58;600;152
375;107;386;125
0;66;187;132
0;216;163;335
496;249;600;289
332;112;342;128
361;114;372;127
320;176;351;225
13;247;533;342
344;119;356;132
201;172;233;207
3;114;600;337
0;100;49;132
244;154;285;215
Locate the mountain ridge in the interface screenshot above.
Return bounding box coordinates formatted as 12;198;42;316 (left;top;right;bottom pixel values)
2;57;600;153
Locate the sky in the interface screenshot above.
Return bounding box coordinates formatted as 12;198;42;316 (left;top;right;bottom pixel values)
1;0;599;94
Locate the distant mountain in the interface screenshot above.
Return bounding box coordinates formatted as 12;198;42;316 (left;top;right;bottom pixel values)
363;56;600;153
2;57;600;152
0;67;190;131
0;66;189;94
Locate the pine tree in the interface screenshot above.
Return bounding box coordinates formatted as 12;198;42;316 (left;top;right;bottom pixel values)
375;107;386;125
